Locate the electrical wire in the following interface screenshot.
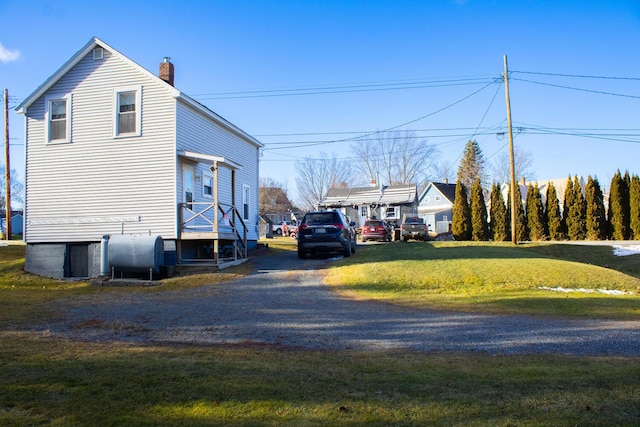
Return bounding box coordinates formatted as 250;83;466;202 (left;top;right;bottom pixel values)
190;76;496;99
512;70;640;81
511;77;640;99
264;78;501;151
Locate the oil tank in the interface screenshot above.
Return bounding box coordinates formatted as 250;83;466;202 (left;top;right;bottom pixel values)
108;234;164;273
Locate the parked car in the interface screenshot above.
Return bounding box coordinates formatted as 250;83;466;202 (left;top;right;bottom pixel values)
273;220;295;235
400;216;427;241
297;210;357;258
361;219;392;242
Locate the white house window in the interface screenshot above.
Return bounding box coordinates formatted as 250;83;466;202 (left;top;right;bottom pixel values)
243;185;250;220
45;94;72;143
435;195;441;202
360;206;368;217
114;87;141;137
203;173;213;197
384;206;399;219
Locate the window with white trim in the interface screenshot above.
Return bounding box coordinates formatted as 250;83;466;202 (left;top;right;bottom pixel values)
435;195;441;202
114;87;141;137
45;94;72;143
202;173;213;197
384;206;399;219
242;185;250;220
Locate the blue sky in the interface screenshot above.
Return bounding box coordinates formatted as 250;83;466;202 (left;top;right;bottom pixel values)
2;0;640;205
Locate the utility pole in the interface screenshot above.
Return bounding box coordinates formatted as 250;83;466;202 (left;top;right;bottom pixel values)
3;88;11;240
503;56;517;245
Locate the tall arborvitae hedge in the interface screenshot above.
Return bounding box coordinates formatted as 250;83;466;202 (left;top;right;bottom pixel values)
470;179;488;241
585;176;607;240
452;180;472;240
567;176;586;240
608;170;630;240
562;176;574;236
545;182;563;240
489;183;508;241
526;183;545;240
631;174;640;240
508;183;528;241
624;171;632;238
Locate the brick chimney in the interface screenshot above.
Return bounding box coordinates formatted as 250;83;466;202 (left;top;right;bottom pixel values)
519;177;526;186
159;57;174;86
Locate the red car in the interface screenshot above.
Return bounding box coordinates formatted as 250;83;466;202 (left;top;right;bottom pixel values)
361;219;392;242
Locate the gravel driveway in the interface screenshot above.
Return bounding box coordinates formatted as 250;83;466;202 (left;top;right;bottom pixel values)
38;249;640;356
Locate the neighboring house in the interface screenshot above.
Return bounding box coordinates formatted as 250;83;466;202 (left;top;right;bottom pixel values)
15;37;262;278
417;182;456;235
318;184;418;228
1;210;24;236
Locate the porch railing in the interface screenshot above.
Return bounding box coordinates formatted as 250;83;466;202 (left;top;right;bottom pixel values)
178;202;248;260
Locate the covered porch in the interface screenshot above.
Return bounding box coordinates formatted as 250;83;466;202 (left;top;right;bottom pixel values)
176;150;248;269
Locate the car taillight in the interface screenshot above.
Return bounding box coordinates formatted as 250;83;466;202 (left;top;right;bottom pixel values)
332;223;345;230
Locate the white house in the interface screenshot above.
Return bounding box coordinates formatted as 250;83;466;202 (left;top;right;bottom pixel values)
319;184;418;228
15;37;263;278
417;182;457;236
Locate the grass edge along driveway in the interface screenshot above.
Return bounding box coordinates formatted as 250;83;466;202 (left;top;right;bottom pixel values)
324;241;640;319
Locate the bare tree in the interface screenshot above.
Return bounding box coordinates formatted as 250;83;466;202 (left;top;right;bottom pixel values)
490;145;536;185
351;130;438;186
295;152;355;210
259;177;296;215
0;167;23;211
433;160;455;183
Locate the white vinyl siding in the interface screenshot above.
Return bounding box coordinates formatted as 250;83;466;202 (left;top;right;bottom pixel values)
176;101;261;240
24;49;177;243
45;94;72;143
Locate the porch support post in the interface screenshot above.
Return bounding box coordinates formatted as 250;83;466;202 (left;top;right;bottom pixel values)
212;161;219;262
231;168;237;260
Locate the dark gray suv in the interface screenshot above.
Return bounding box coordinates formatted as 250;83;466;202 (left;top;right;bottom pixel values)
297;210;357;258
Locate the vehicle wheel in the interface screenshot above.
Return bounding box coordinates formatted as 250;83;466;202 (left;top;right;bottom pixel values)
290;232;297;239
361;237;367;243
275;228;282;235
343;240;351;257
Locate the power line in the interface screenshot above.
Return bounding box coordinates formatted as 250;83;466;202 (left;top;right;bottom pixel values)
512;70;640;81
264;78;501;151
190;76;496;100
511;77;640;99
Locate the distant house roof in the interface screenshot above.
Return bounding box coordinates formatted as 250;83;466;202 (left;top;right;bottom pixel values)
319;184;417;208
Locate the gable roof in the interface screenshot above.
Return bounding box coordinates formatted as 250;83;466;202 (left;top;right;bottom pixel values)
319;184;417;208
15;36;263;148
419;182;457;204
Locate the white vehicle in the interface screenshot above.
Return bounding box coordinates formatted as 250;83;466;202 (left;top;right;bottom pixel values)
273;221;295;235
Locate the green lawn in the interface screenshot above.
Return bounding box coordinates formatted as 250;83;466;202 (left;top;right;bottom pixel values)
325;241;640;318
2;241;640;425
